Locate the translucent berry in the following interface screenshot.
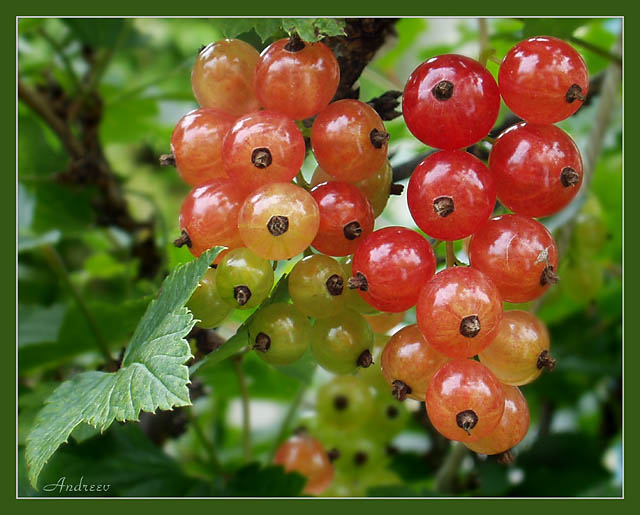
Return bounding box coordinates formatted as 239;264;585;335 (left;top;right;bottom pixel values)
238;182;320;261
311;161;394;218
499;36;589;124
274;433;334;495
489;123;583;217
407;150;496;240
350;227;437;313
402;54;500;149
426;359;505;442
215;247;274;310
311;309;374;374
464;384;530;456
311;99;389;182
191;39;260;116
416;267;503;359
222;110;306;192
381;324;451;401
186;267;233;328
316;375;374;431
310;181;375;256
178;180;247;257
170;108;236;186
478;310;554;385
468;214;559;303
288;254;347;318
254;37;340;120
248;303;310;366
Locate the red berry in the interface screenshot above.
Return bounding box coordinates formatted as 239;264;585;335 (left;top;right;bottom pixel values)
350;227;436;313
310;181;375;256
402;54;500;150
222;110;306;193
407;150;496;240
311;99;388;182
499;36;589;124
464;384;530;456
191;39;260;116
274;434;334;495
426;359;505;442
416;267;503;359
468;214;559;303
489;123;583;217
311;161;394;218
178;180;247;257
170;108;236;186
380;324;451;402
254;38;340;120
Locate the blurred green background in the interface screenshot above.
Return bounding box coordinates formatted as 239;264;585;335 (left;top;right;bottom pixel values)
17;18;622;497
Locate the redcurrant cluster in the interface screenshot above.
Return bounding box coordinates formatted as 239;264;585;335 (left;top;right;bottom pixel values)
171;33;588;493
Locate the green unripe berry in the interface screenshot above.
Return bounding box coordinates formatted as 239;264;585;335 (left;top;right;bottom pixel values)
316;375;374;431
187;267;233;328
311;309;374;374
248;302;311;366
216;247;274;309
289;254;348;318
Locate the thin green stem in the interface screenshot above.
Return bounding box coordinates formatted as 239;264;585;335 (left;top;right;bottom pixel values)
267;384;308;462
43;245;113;366
233;355;252;462
445;241;456;268
483;135;496;144
435;441;468;494
186;406;223;475
477;18;490;66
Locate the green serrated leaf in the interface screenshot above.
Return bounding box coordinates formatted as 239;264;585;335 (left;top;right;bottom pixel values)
191;274;290;376
25;247;222;489
218;18;284;43
282;18;345;42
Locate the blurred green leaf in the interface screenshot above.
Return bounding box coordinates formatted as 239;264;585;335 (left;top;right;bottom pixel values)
19;298;148;373
520;18;590;40
62;18;126;48
18;303;66;347
18;114;67;178
225;463;305;496
510;433;611;496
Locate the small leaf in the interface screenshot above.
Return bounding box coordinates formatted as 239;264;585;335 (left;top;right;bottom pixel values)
218;18;284;42
283;18;346;42
25;247;223;488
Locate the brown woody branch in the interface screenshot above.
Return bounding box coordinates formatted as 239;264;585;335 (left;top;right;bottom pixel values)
19;55;163;279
